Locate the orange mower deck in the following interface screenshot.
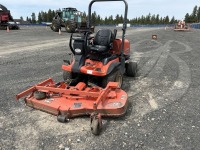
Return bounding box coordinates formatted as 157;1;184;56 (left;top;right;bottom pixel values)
16;78;128;118
174;28;190;31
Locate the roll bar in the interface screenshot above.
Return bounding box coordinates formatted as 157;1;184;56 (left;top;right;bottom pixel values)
88;0;128;55
0;4;8;11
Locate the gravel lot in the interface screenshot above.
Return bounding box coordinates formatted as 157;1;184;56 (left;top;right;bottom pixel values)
0;26;200;150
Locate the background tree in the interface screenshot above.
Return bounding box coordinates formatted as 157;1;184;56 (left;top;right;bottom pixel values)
191;5;198;22
91;11;97;25
197;7;200;22
47;9;53;22
165;16;170;24
20;16;23;21
185;13;191;23
170;16;175;24
38;12;42;23
31;12;36;24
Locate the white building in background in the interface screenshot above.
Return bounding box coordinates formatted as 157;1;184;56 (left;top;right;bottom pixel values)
116;23;131;27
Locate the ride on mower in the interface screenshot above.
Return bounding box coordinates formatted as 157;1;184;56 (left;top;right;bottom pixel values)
16;0;137;135
174;20;190;31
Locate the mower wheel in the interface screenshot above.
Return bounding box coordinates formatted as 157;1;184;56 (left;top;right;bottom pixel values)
126;62;137;77
51;19;60;32
63;71;72;81
33;91;46;100
101;70;123;88
57;115;67;123
65;20;76;33
91;118;101;135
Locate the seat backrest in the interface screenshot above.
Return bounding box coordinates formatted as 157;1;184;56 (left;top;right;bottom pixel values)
93;29;114;47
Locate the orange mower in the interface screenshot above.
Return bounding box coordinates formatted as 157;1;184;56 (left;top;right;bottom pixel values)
174;20;190;31
16;0;137;135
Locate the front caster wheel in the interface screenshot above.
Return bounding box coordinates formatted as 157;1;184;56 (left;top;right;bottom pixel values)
57;115;69;123
90;113;102;135
91;118;101;135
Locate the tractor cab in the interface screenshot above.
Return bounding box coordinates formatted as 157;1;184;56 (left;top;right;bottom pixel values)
62;7;82;23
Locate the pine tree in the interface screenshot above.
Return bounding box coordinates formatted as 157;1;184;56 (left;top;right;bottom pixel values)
47;9;52;22
119;15;123;23
197;7;200;22
31;13;36;24
38;12;42;23
165;16;169;24
191;5;198;22
91;11;97;25
145;13;151;24
115;14;120;24
170;16;175;24
155;14;159;24
151;14;156;24
20;16;23;21
185;13;190;23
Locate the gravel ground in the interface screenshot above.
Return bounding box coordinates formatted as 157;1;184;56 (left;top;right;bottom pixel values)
0;26;200;150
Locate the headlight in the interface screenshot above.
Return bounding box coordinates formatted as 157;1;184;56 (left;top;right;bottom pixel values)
75;48;82;53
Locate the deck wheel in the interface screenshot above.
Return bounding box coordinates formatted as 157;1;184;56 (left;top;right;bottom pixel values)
90;113;102;135
57;115;67;123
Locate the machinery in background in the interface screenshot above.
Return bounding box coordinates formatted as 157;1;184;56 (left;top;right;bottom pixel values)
174;20;190;31
0;4;19;30
50;7;90;33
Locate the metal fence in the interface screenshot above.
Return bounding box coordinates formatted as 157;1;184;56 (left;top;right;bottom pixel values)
18;23;200;29
191;23;200;29
130;24;174;28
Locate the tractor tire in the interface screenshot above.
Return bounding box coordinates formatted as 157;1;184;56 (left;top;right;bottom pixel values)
65;20;76;33
51;19;60;32
126;62;137;77
101;70;123;88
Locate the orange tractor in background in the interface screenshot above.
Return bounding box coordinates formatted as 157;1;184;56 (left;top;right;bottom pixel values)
0;4;19;30
16;0;137;135
174;20;190;31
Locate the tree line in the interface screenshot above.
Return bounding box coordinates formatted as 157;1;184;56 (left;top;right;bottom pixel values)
185;5;200;23
23;5;200;24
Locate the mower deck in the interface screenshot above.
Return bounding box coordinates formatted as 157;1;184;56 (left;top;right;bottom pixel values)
174;28;190;31
16;78;128;118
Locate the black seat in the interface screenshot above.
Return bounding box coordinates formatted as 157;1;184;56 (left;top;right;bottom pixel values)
89;29;114;53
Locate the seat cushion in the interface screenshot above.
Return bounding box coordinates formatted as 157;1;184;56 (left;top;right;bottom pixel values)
89;45;108;53
94;29;113;47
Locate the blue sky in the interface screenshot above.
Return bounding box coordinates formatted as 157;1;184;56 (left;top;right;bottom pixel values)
1;0;199;20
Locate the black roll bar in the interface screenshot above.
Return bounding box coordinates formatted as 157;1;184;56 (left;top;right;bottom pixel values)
88;0;128;56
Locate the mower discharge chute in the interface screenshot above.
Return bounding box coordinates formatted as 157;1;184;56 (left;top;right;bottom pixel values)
16;0;137;135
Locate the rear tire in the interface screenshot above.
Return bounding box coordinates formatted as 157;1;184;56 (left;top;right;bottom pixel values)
65;20;76;33
51;19;60;32
126;62;137;77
